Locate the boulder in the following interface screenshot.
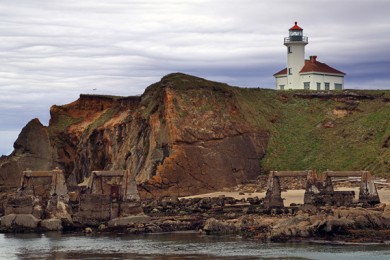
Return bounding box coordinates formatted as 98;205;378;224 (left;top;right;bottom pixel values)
98;224;107;231
41;219;62;231
354;215;370;228
381;205;390;227
273;214;310;230
323;216;354;233
203;218;238;234
382;205;390;219
84;227;93;233
1;214;40;229
1;214;17;227
271;215;312;240
14;214;40;228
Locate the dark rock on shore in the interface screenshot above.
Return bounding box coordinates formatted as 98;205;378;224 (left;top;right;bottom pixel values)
199;204;390;242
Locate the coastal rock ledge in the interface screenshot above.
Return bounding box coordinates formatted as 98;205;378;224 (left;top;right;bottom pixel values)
201;204;390;242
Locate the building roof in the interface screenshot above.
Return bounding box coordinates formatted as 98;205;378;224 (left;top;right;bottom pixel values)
273;56;345;77
289;22;303;30
273;68;287;77
300;56;345;75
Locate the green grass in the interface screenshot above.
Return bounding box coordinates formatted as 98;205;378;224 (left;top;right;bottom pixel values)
256;92;390;175
49;114;84;134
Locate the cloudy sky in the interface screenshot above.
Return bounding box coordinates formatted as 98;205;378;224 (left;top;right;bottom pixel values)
1;0;389;156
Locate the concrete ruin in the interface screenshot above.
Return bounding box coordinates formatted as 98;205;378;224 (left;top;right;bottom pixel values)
71;170;143;225
1;168;145;230
264;170;380;209
304;171;380;207
264;171;314;209
1;168;71;230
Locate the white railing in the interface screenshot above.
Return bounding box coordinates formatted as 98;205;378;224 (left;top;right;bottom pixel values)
284;36;308;44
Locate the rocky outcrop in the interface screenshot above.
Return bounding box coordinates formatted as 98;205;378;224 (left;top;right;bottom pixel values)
198;205;390;242
269;206;390;241
0;119;54;191
41;218;63;231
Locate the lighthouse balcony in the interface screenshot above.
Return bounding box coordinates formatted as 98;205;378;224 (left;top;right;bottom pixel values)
284;36;308;43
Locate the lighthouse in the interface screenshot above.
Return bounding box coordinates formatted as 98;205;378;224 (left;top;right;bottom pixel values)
285;22;308;89
274;22;345;90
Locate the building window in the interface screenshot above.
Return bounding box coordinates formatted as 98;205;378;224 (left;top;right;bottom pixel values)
317;82;321;90
325;82;330;90
335;83;342;90
279;85;285;90
288;46;292;53
304;82;310;90
288;68;292;75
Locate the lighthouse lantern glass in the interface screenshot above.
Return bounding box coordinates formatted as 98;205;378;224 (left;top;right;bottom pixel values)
289;30;303;41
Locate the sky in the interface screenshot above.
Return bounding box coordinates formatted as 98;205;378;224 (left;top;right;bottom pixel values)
1;0;390;156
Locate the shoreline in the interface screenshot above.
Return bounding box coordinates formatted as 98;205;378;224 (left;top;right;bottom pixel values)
2;188;390;243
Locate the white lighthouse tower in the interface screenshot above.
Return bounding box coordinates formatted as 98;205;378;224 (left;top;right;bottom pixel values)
285;22;308;89
274;22;345;90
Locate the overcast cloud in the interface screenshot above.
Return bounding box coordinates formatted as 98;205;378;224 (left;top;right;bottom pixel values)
1;0;390;155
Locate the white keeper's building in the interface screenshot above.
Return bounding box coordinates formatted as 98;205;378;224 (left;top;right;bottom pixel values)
274;22;345;90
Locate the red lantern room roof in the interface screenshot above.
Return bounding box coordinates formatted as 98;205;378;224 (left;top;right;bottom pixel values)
289;21;303;30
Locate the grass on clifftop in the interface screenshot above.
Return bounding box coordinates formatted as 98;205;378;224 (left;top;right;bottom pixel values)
49;113;84;134
234;89;390;175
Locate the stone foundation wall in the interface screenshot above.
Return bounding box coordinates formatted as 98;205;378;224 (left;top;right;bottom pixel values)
73;194;113;225
4;196;35;215
304;191;355;207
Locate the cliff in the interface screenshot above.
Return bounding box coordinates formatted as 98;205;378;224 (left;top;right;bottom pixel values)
1;73;390;198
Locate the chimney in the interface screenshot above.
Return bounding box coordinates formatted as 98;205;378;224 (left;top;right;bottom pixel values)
310;56;317;62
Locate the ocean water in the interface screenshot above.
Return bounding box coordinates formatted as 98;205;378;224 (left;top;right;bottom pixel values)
0;232;389;260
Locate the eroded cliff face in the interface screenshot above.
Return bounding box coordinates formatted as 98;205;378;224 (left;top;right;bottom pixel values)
70;74;268;198
0;73;268;197
135;80;268;198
